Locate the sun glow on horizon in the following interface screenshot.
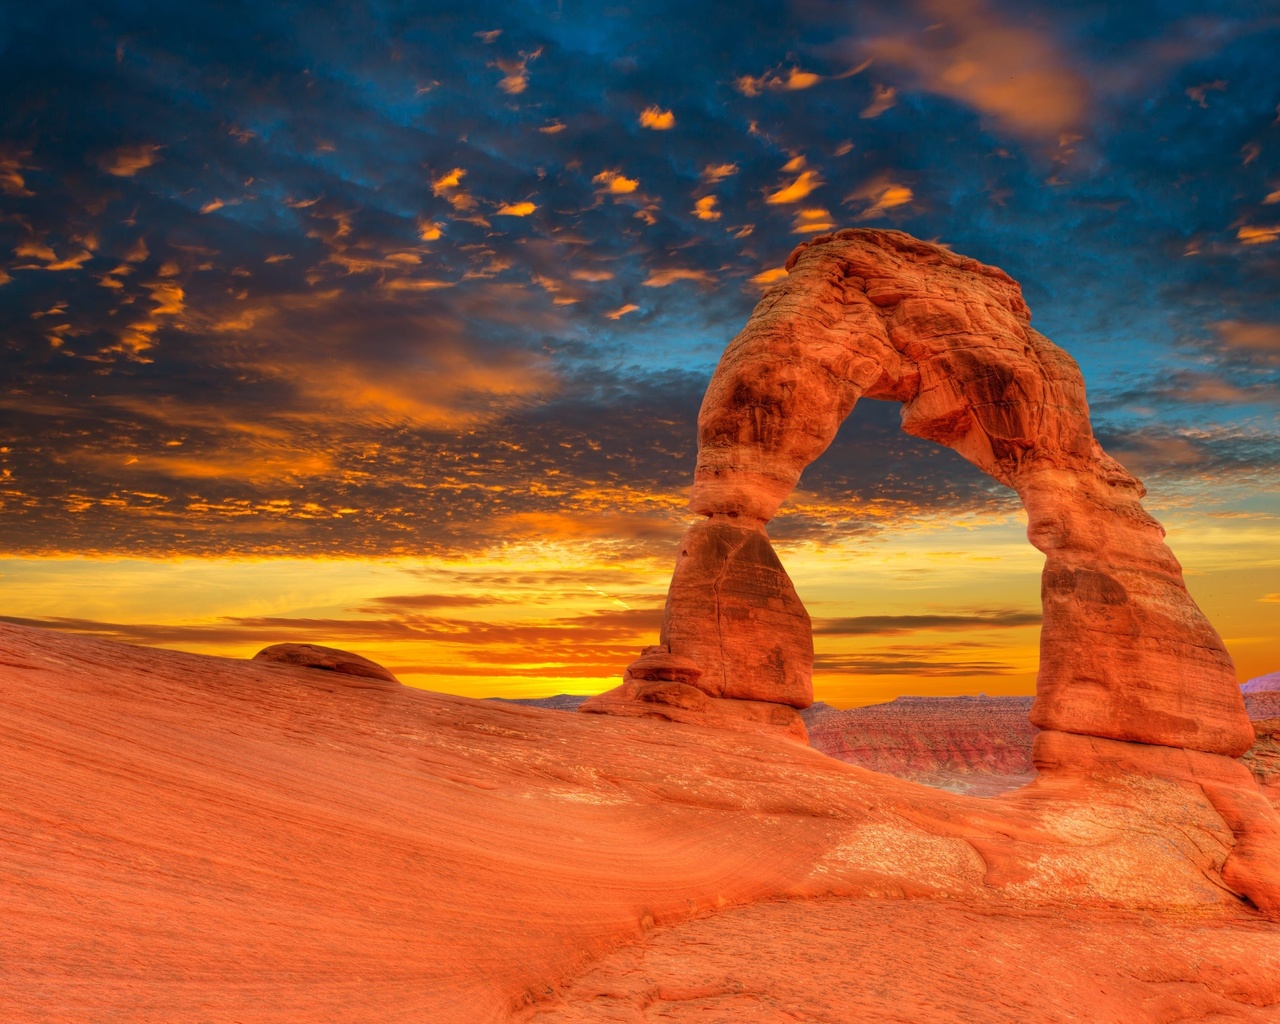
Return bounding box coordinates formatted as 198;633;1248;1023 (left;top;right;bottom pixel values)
4;491;1275;708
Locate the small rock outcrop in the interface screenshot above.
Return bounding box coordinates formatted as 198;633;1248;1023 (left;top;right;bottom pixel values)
580;645;808;743
252;643;400;685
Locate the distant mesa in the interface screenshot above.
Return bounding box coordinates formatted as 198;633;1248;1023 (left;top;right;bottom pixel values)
1244;718;1280;810
252;643;400;686
1243;671;1280;694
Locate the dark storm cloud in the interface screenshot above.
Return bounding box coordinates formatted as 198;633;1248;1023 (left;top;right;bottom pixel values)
2;1;1278;557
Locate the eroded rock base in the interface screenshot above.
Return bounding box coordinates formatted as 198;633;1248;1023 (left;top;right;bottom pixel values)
1034;729;1280;917
579;644;808;744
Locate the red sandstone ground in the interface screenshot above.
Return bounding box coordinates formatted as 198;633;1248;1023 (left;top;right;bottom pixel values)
3;620;1279;1023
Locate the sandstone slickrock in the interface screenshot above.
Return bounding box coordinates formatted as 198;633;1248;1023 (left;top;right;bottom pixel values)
253;642;400;685
5;620;1280;1023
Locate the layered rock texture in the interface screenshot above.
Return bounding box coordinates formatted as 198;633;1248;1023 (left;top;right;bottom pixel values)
802;696;1038;795
589;227;1275;916
4;620;1280;1023
648;227;1254;756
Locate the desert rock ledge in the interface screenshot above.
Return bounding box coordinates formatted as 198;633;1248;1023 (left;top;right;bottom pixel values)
253;642;400;686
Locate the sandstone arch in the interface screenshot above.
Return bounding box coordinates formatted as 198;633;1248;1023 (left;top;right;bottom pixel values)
588;228;1254;760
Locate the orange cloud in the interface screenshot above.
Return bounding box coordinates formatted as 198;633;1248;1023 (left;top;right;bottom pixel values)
606;303;639;320
638;105;675;130
100;144;163;177
692;196;721;221
1214;321;1280;359
432;168;465;194
539;121;566;134
643;268;713;287
0;152;34;196
1186;80;1227;108
792;208;837;234
492;48;541;95
571;268;614;282
430;168;478;213
417;220;444;241
495;201;537;216
1237;225;1279;245
750;266;788;288
104;269;186;362
1265;188;1280;205
766;170;823;205
861;84;897;119
592;169;639;194
13;239;93;271
734;63;864;96
702;163;738;182
381;278;454;292
863;0;1087;143
847;178;915;219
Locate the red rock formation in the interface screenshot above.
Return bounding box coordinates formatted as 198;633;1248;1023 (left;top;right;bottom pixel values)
253;642;400;685
657;517;812;707
580;645;808;742
5;620;1280;1022
665;227;1253;759
592;227;1278;914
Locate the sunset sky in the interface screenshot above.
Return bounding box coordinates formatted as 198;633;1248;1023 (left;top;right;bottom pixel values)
2;1;1277;705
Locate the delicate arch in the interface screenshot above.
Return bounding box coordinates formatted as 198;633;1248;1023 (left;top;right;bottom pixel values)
656;229;1252;757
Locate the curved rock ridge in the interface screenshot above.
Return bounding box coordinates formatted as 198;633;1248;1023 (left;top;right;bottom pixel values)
579;645;809;743
253;642;400;685
631;227;1252;762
